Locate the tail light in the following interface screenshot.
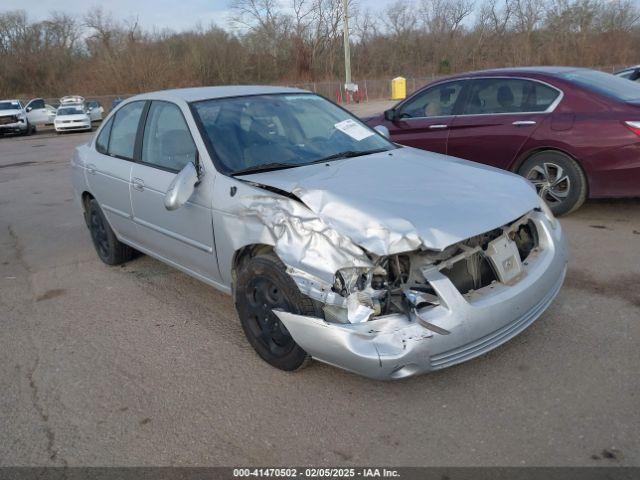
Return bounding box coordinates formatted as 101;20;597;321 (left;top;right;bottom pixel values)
624;121;640;136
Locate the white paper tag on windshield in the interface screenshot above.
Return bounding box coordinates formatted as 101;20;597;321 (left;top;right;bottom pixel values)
334;119;374;141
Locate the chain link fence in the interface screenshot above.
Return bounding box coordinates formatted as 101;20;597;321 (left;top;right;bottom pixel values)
30;64;629;114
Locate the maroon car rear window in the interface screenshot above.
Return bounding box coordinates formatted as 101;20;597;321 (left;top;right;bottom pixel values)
560;70;640;102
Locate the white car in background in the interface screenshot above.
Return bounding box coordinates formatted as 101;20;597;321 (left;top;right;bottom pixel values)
86;100;104;122
0;99;35;135
60;95;86;105
54;104;92;133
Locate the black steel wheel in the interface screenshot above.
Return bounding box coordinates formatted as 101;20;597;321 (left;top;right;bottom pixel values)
235;252;320;371
87;198;135;265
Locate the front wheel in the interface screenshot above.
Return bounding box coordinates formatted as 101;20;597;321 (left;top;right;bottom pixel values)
235;252;319;371
519;150;587;216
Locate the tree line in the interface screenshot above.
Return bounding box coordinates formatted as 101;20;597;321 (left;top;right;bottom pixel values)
0;0;639;98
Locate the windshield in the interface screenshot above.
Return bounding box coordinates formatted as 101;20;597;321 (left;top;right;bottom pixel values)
58;106;85;115
0;101;20;111
560;69;640;102
191;93;393;175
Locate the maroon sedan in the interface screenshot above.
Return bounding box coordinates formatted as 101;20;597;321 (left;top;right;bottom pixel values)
366;67;640;215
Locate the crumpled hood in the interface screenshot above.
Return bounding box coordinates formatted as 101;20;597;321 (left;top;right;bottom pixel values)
238;147;540;255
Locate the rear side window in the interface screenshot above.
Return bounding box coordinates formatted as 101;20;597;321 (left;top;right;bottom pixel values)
96;117;113;154
141;101;197;172
108;101;145;160
560;69;640;101
462;78;560;115
399;81;465;118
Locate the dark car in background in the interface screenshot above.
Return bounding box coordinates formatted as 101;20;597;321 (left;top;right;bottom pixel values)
366;67;640;215
616;65;640;82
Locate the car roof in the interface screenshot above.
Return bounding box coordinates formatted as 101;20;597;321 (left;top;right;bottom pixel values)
127;85;310;103
1;99;21;103
446;66;585;79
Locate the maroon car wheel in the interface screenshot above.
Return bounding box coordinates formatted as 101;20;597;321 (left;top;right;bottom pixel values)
520;151;587;216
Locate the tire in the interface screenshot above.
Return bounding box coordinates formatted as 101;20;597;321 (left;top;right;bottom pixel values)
235;252;319;371
23;122;31;136
519;150;587;216
87;199;135;265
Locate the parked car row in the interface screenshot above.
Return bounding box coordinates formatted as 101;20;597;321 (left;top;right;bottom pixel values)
0;95;104;136
365;66;640;216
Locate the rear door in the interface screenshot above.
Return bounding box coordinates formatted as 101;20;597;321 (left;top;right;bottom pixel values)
25;98;49;125
447;77;562;170
128;100;219;281
385;80;467;154
85;101;146;241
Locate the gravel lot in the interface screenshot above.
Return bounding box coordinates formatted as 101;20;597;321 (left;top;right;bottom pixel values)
1;105;639;467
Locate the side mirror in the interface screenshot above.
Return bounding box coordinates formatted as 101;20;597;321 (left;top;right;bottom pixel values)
26;106;32;112
383;109;397;122
164;162;200;211
374;125;390;139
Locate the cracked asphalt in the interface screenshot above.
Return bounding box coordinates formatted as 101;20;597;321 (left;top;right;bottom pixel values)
0;107;639;466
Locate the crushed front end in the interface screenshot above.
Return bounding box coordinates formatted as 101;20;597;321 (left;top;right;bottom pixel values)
274;208;568;380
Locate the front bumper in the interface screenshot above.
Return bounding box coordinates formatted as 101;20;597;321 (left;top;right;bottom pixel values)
0;120;28;134
55;121;91;132
275;212;568;380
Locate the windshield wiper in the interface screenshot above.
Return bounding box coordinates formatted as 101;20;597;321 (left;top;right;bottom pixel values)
231;162;300;176
312;148;390;164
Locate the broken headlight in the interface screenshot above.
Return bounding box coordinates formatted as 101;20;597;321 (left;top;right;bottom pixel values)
537;197;558;229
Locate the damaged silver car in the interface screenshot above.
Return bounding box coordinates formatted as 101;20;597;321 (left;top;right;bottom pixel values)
70;86;568;380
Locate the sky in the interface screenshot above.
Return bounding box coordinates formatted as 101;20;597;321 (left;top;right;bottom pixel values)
1;0;396;32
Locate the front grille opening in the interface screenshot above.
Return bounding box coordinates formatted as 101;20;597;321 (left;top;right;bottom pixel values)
512;220;539;261
441;252;498;295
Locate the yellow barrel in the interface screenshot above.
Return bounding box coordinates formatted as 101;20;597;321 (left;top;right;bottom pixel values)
391;76;406;100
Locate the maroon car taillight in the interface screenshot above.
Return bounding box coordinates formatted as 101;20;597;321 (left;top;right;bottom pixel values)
624;121;640;136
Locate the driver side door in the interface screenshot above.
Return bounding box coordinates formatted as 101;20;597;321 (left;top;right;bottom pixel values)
128;100;220;282
25;98;50;125
384;80;468;154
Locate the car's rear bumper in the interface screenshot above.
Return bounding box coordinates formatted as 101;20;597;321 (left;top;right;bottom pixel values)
275;212;568;380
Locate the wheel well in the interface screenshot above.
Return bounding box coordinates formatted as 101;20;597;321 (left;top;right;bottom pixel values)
230;244;274;293
81;191;94;226
513;147;572;172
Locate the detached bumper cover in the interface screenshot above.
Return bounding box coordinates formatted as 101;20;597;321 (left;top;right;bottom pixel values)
274;213;568;380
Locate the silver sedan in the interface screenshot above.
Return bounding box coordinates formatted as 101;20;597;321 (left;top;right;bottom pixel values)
70;86;568;380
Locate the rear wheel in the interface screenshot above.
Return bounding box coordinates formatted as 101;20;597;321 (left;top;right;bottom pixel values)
235;252;318;371
519;150;587;216
87;199;135;265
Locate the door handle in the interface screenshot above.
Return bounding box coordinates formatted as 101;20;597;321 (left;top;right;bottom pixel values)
512;120;536;126
428;124;448;129
132;177;145;191
86;163;96;175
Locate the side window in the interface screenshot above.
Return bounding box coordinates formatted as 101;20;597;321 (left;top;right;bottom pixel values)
141;101;197;172
399;82;464;118
462;78;560;115
28;99;45;110
95;117;114;154
108;101;145;160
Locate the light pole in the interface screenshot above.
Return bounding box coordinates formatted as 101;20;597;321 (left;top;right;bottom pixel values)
342;0;352;102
